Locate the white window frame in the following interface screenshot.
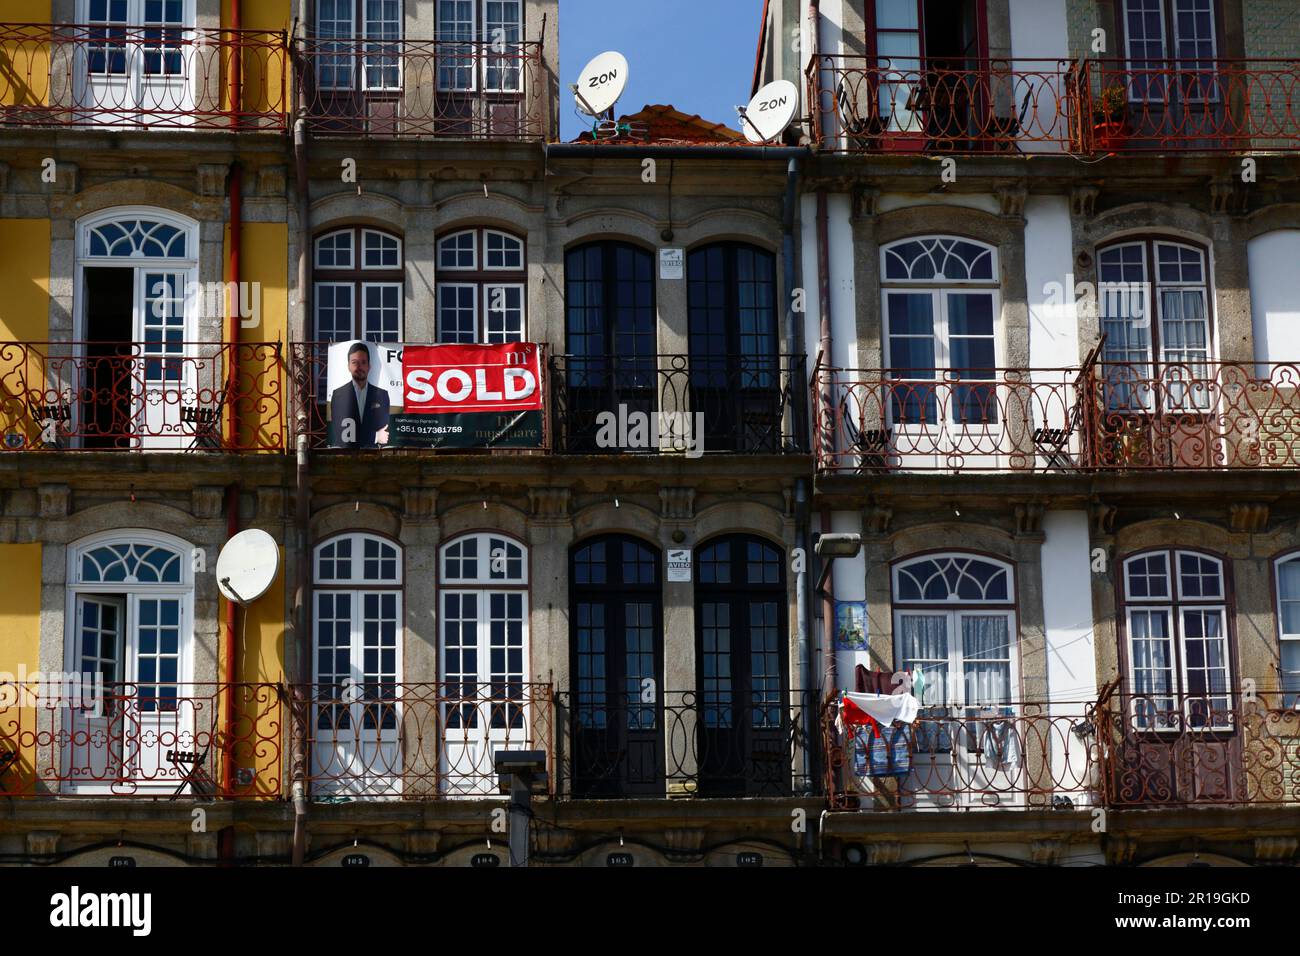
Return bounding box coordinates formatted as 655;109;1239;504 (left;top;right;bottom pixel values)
483;229;525;271
313;281;357;342
437;229;479;271
361;281;403;343
1122;549;1233;731
483;282;526;343
437;282;480;343
361;229;402;270
1273;553;1300;706
315;229;356;270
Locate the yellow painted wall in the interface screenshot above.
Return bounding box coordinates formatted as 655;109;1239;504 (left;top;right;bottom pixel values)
0;220;51;448
1;4;54;109
224;220;289;450
218;548;286;798
0;544;43;795
220;0;293;120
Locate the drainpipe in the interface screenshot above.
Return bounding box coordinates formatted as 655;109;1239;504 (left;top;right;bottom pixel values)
222;483;240;803
221;160;243;811
229;0;241;127
290;117;312;867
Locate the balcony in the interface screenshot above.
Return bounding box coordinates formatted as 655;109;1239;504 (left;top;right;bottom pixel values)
295;37;545;139
807;56;1087;154
550;353;808;456
0;341;286;452
814;361;1300;474
556;690;815;799
0;23;287;131
807;55;1300;155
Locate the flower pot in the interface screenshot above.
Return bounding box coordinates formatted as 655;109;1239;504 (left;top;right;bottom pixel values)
1093;119;1129;151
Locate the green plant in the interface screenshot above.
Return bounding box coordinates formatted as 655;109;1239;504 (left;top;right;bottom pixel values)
1097;84;1127;122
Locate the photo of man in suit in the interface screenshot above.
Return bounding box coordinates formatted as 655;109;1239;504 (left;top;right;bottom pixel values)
330;342;391;449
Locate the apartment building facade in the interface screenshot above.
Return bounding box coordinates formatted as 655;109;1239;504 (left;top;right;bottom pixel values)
0;0;1296;868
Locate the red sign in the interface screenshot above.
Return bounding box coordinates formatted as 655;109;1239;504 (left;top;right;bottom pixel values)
401;343;543;415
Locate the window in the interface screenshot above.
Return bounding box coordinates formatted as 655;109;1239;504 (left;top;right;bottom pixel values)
1122;549;1232;730
893;554;1016;709
84;0;187;78
436;228;526;343
1274;554;1300;707
438;0;524;92
1120;0;1220;102
313;227;404;361
880;237;1000;426
316;0;402;91
312;532;403;796
1099;238;1213;412
65;531;195;794
439;533;529;793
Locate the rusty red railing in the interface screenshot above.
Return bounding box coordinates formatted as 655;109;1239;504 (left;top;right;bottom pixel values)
1094;688;1300;807
0;681;284;798
1085;58;1300;153
295;37;544;139
815;361;1300;473
0;341;286;452
0;23;288;131
807;55;1088;153
823;698;1102;811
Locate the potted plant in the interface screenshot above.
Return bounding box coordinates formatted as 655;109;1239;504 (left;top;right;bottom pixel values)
1093;83;1129;150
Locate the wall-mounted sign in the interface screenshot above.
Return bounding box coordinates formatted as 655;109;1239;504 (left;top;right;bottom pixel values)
470;853;501;868
667;549;692;582
737;852;764;868
834;600;868;650
107;856;136;868
341;854;370;868
659;248;683;280
606;852;635;868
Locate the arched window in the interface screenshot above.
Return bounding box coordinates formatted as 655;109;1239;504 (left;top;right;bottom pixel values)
569;534;662;796
439;532;529;795
562;242;657;452
880;237;1000;426
312;532;403;796
1098;237;1213;412
436;228;526;343
687;243;782;452
1121;549;1231;729
892;553;1016;707
313;226;405;346
65;530;195;794
1275;554;1300;707
695;534;789;796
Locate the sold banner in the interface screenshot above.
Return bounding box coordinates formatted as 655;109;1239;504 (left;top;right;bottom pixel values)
389;343;544;449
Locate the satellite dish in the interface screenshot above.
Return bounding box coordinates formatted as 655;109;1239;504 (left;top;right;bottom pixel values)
215;529;280;606
740;79;800;144
574;51;628;116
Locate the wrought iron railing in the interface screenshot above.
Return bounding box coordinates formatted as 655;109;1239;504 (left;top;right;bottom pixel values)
295;36;544;139
0;341;286;451
555;690;815;799
550;353;808;455
807;55;1087;153
0;23;288;130
822;697;1102;811
1094;687;1300;807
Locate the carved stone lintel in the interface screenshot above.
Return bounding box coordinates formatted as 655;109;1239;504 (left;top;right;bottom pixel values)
663;827;706;858
187;832;220;861
258;165;287;198
852;185;881;220
38;483;70;518
1030;839;1065;866
1015;502;1045;537
1070;185;1099;219
659;487;696;521
192;486;224;520
1228;502;1269;534
865;841;903;865
50;161;78;194
533;826;576;857
402;487;438;520
997;182;1028;219
529;487;570;520
256;487;284;522
404;829;442;855
197;164;228;198
27;830;60;857
1210;177;1247;216
1104;835;1138;866
865;503;894;535
1092;502;1118;535
1254;836;1298;864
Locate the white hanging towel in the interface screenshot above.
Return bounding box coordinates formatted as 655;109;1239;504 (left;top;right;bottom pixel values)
838;691;920;737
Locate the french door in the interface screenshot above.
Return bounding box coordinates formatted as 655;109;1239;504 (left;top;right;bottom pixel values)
65;593;188;794
74;0;195;127
570;536;664;797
